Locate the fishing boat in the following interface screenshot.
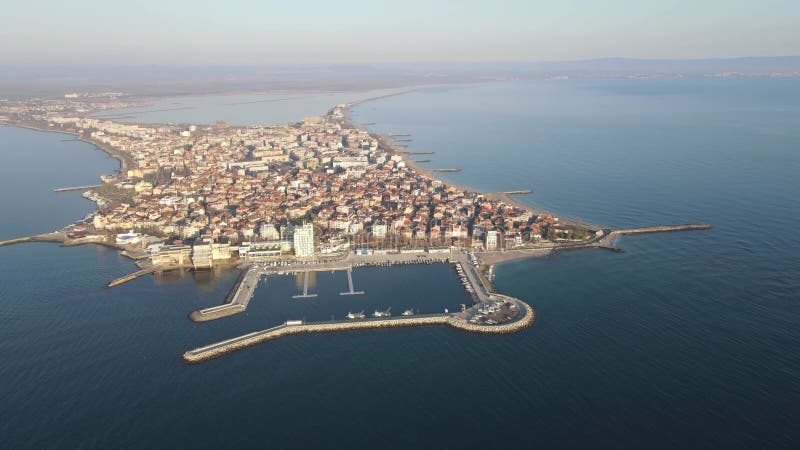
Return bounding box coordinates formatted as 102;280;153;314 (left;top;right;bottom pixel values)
346;310;365;320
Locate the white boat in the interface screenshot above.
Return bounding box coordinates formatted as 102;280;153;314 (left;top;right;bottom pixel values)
346;310;365;320
402;309;414;316
373;307;391;318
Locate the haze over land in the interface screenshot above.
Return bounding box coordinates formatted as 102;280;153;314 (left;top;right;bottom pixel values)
2;58;800;98
2;0;799;96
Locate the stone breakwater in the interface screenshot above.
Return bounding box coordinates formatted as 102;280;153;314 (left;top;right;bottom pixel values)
182;298;535;364
599;224;713;247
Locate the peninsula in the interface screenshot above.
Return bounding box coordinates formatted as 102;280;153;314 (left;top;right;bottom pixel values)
0;92;711;362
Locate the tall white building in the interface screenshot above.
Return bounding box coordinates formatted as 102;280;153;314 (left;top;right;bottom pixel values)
372;223;387;239
486;229;498;251
293;223;315;257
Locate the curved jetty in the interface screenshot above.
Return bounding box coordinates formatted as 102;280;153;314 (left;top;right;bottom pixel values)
183;295;535;363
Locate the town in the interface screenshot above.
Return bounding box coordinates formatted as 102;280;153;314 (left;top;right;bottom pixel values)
0;93;594;270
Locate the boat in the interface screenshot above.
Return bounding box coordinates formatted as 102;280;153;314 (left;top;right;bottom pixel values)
346;310;365;320
402;309;414;316
373;307;391;318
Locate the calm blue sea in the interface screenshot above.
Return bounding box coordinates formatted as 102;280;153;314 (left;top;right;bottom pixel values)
2;78;800;449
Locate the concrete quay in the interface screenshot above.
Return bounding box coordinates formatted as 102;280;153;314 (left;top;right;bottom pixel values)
189;266;265;322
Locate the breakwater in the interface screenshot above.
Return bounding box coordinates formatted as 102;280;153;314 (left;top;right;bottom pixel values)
53;185;101;192
475;224;712;265
183;297;535;363
0;232;65;247
599;224;712;247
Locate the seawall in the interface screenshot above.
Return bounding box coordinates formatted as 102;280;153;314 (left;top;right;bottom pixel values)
183;296;535;363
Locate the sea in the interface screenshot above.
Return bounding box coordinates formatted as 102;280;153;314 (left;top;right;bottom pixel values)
1;78;799;449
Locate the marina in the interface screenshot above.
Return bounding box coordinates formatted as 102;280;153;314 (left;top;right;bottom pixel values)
183;250;535;363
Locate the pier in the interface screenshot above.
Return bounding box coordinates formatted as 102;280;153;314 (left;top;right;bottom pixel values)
292;271;318;299
108;264;189;288
432;168;462;173
190;266;265;322
339;267;365;296
412;159;430;163
53;184;101;192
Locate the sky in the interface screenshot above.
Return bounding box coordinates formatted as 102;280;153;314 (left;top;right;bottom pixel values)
1;0;799;65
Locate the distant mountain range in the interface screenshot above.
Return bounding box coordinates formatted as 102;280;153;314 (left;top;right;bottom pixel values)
2;56;798;98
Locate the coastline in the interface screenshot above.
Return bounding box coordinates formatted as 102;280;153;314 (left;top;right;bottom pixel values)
8;123;131;174
340;102;601;232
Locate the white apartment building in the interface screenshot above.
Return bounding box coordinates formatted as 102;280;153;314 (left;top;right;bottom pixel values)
486;229;499;250
293;223;315;257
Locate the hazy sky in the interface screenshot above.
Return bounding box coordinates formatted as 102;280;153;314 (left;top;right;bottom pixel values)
2;0;798;65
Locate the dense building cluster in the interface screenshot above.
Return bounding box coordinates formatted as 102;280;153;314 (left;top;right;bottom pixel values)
2;96;580;258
